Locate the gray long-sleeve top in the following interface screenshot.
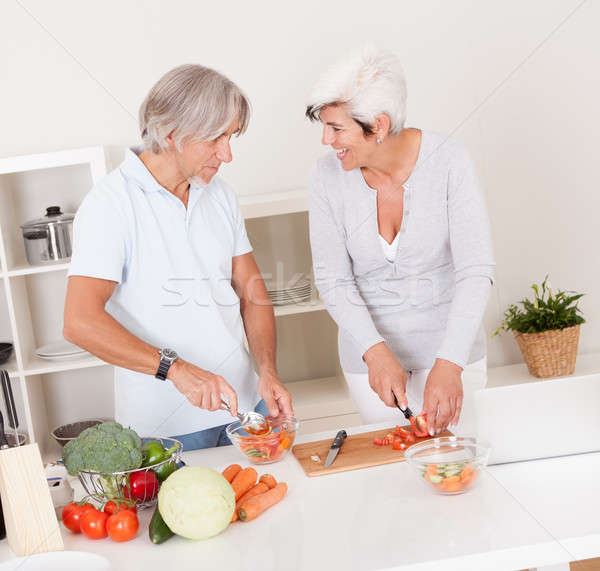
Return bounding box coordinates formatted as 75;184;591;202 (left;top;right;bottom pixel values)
309;130;495;373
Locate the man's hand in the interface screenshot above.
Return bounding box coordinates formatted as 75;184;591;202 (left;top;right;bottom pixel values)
168;359;239;416
363;342;409;409
258;370;293;417
422;358;463;435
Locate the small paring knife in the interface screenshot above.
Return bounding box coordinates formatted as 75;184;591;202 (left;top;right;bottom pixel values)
324;429;347;468
393;394;413;421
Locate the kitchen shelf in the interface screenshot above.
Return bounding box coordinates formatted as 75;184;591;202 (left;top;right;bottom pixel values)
273;296;325;317
487;351;600;388
286;376;356;420
22;353;107;377
6;261;71;278
0;146;106;178
0;145;108;454
239;188;308;219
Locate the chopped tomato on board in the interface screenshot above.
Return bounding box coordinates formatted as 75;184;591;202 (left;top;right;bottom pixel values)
373;437;384;446
392;439;407;450
394;427;415;442
382;433;394;446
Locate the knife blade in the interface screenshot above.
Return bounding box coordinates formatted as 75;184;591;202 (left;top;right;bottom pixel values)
324;429;347;468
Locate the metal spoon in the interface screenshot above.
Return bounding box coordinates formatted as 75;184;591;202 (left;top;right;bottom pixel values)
220;400;270;434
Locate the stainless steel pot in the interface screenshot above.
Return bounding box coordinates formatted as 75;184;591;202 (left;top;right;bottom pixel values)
20;206;74;265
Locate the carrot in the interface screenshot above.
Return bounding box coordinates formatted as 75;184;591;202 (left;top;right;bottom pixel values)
238;482;287;522
459;465;474;482
238;482;269;505
230;467;258;500
231;482;270;522
222;464;242;483
258;474;277;489
442;476;462;492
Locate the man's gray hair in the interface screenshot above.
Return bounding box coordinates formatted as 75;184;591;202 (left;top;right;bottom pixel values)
306;45;407;136
139;64;251;153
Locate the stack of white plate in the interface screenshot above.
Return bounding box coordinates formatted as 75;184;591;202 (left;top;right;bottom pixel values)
35;340;89;361
267;278;312;306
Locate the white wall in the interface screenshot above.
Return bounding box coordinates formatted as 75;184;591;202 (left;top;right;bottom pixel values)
1;0;598;368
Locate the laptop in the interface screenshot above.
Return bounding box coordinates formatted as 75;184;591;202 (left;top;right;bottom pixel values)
474;372;600;465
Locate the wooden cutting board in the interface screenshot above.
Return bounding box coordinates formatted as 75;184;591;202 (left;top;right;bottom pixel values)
292;426;453;477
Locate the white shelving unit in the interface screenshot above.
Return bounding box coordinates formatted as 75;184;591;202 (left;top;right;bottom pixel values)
0;146;108;456
0;146;359;459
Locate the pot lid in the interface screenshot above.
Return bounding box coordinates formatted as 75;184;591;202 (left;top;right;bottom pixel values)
21;206;75;229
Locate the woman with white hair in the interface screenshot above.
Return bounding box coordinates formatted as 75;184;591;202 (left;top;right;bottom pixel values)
306;47;494;436
64;64;292;450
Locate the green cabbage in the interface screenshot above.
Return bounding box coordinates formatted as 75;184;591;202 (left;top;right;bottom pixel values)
158;466;234;540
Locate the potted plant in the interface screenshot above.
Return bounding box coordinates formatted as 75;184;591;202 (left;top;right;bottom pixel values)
494;276;585;378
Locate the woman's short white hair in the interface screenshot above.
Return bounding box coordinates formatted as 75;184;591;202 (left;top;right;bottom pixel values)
139;64;251;153
306;45;407;136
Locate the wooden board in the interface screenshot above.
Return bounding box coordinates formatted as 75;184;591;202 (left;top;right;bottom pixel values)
0;443;64;556
292;426;453;476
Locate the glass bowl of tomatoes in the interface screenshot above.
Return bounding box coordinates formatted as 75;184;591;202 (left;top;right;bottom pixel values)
226;414;299;464
404;436;490;495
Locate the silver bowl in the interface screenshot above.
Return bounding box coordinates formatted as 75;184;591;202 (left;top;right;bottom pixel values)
50;419;105;448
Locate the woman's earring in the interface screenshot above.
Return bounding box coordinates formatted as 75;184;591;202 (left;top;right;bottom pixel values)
376;137;383;144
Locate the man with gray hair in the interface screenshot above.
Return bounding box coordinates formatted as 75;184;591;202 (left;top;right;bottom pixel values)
63;64;293;450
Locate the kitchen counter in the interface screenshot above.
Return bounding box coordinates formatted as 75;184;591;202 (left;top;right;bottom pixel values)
0;423;598;571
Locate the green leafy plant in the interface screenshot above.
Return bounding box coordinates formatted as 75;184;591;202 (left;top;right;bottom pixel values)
494;276;585;336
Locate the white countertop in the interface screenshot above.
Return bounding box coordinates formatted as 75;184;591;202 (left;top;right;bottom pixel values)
1;423;598;571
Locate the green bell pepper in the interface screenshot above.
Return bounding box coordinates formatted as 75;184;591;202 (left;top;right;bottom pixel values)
141;440;180;481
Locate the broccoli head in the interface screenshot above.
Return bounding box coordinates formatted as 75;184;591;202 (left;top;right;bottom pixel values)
63;421;143;476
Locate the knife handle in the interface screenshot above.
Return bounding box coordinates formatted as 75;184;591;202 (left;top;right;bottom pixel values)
393;394;413;420
331;430;347;449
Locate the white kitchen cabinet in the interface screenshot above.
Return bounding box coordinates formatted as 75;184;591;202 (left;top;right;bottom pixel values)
0;145;359;461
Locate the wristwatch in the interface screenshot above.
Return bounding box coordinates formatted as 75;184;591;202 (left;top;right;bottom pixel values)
155;348;178;381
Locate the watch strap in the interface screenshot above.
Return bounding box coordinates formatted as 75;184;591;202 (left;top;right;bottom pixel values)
155;358;171;381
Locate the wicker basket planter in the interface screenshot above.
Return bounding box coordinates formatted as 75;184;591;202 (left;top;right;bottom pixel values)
513;324;581;378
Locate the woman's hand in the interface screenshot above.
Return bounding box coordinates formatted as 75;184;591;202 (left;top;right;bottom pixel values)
422;359;463;435
364;342;409;409
168;359;239;415
258;370;294;417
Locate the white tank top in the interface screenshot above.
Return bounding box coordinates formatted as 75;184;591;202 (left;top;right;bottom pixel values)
378;233;401;263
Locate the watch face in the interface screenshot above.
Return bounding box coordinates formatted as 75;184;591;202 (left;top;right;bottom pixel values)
162;348;177;360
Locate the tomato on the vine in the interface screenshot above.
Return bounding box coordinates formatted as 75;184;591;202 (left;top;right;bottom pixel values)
61;502;96;533
106;510;139;542
104;500;137;516
80;507;109;540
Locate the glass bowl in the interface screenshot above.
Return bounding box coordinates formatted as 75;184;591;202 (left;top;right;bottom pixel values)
226;414;299;464
404;436;490;495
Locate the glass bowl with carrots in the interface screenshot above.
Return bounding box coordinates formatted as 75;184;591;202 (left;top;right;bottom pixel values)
404;436;490;495
226;414;299;465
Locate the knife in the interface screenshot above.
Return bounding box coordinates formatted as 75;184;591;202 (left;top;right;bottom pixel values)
0;370;18;429
324;429;347;468
393;394;414;421
0;410;9;450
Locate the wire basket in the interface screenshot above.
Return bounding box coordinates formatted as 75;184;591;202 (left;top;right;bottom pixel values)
77;437;182;509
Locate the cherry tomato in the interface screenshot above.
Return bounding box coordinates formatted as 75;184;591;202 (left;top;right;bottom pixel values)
61;502;96;533
392;439;407;450
80;507;109;540
106;510;139;542
104;500;137;516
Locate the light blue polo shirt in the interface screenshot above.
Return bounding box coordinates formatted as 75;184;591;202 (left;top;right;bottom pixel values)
68;148;259;436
